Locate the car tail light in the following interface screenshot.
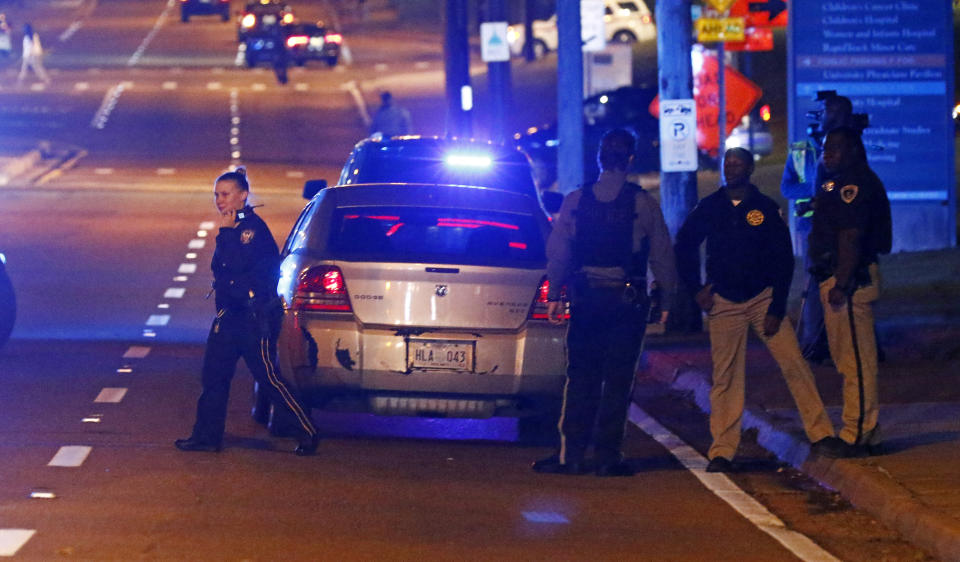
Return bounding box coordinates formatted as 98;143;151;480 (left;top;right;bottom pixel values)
241;13;256;28
641;14;652;24
760;104;771;122
324;32;342;44
529;276;569;320
293;266;352;312
286;35;308;48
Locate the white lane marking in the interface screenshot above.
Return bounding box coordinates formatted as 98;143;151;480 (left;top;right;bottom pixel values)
47;445;92;467
74;82;90;91
90;82;126;130
162;81;177;90
29;83;45;92
94;168;114;175
146;314;170;326
172;275;188;282
185;252;197;259
629;405;841;562
157;303;170;309
234;44;246;67
199;221;216;230
116;366;133;373
122;345;151;359
59;21;83;42
142;329;157;338
285;171;304;178
188;238;206;249
252;83;266;92
164;287;185;299
374;63;388;71
294;83;309;91
29;490;56;499
0;529;36;556
82;415;103;423
156;168;176;175
128;0;175;66
207;82;223;90
414;61;431;70
178;263;197;274
229;88;242;166
94;387;127;403
196;230;208;238
212;67;225;74
340;80;371;127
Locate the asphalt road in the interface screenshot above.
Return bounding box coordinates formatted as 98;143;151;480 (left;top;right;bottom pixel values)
0;1;925;560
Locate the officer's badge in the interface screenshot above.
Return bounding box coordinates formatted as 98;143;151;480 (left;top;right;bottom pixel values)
840;184;859;204
240;229;255;244
821;180;835;192
746;209;765;226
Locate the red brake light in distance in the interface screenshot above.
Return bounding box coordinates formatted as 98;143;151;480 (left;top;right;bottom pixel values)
529;277;569;320
286;35;308;48
293;266;352;312
324;32;342;44
760;104;771;122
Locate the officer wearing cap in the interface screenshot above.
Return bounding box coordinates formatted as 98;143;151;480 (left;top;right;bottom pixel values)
808;126;892;457
676;148;841;472
532;128;676;477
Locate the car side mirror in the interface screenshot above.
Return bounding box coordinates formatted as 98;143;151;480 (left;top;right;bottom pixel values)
302;179;327;200
541;191;563;214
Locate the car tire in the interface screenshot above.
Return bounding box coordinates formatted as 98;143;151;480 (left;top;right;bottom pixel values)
245;54;256;68
612;30;637;43
517;404;560;447
324;56;338;67
250;381;270;424
181;10;189;23
532;39;548;59
0;267;14;351
220;9;229;22
295;58;305;67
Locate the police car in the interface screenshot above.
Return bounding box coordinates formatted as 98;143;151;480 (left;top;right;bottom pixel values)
0;252;15;350
307;136;562;215
179;0;230;22
265;182;567;443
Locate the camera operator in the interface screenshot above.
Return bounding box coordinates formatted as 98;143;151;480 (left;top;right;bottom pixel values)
781;92;867;363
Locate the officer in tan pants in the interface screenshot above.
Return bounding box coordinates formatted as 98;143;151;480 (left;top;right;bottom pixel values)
809;127;891;457
675;148;843;472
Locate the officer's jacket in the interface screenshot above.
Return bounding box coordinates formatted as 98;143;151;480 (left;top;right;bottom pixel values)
808;162;891;280
675;184;794;319
546;181;677;310
212;206;281;312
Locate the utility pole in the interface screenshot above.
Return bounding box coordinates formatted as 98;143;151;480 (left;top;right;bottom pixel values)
556;0;584;195
444;0;472;138
656;0;700;332
486;0;512;143
523;0;536;61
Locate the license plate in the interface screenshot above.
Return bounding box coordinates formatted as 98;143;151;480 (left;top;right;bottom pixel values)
262;14;277;24
408;340;474;371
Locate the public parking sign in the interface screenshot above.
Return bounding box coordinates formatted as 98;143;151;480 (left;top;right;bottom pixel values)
480;22;510;62
659;99;698;172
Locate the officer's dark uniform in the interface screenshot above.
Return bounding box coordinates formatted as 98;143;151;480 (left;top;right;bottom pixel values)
808;154;891;450
541;181;676;474
188;205;317;449
675;183;835;463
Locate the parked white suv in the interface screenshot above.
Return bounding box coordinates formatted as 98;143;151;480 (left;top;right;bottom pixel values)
507;0;655;58
267;182;568;443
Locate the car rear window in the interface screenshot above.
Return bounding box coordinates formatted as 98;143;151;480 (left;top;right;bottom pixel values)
344;144;537;197
326;206;545;268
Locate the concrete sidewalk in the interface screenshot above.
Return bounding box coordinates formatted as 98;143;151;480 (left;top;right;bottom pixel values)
639;248;960;561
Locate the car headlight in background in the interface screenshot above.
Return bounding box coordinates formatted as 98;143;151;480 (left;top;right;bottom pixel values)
240;13;256;28
0;253;5;265
953;102;959;121
507;26;518;44
445;153;493;168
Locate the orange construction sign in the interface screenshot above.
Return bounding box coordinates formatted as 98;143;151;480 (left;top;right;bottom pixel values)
649;54;763;155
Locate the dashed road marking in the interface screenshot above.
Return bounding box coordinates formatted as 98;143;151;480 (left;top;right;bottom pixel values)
173;275;188;282
29;83;45;92
207;82;223;90
122;345;151;359
185;252;197;259
199;221;216;230
162;81;177;90
178;263;197;274
47;446;92;467
59;21;83;42
164;287;185;299
157;303;170;309
74;82;89;91
229;88;242;166
374;63;388;71
156;168;176;175
414;61;431;70
146;314;170;326
252;83;266;91
286;171;304;178
188;238;206;249
294;83;309;91
128;0;174;66
91;82;126;130
94;168;114;175
629;405;840;562
0;529;36;556
94;387;127;403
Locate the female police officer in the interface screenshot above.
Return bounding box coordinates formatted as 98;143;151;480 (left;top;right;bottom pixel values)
175;167;319;456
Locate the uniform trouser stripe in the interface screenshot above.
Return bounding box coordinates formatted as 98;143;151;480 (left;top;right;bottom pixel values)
846;297;866;444
259;338;315;436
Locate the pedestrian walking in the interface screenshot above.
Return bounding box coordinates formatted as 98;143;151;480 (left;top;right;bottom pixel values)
175;167;320;456
808;127;892;457
369;91;412;138
532;129;677;477
0;14;12;58
17;23;50;85
675;148;844;472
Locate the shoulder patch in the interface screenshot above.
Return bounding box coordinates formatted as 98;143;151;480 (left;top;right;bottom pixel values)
821;180;835;192
840;184;859;204
240;229;255;244
746;209;764;226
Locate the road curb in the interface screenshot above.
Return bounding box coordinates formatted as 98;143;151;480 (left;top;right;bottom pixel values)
639;346;960;562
